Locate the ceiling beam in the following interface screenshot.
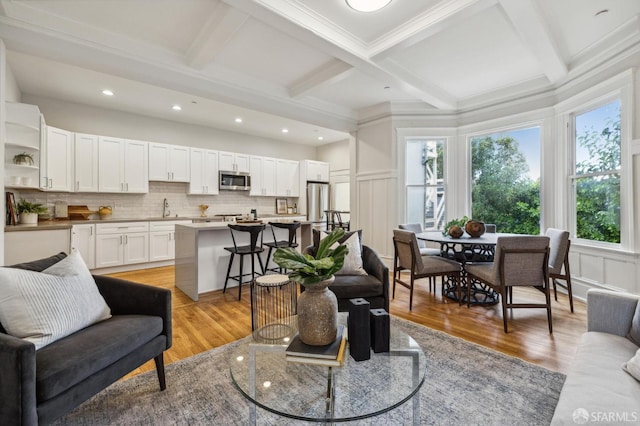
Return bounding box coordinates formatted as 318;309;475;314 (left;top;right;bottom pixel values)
498;0;567;82
288;59;354;98
370;0;498;61
184;2;249;70
226;0;457;109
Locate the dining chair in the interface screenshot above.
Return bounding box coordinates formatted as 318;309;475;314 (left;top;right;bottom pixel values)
484;224;497;233
392;229;461;310
465;236;551;333
397;223;441;291
545;228;573;312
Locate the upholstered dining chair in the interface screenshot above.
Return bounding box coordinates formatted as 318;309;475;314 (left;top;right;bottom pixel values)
392;229;461;310
397;223;441;291
465;236;551;333
545;228;574;312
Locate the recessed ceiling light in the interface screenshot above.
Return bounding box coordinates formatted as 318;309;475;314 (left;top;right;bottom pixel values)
281;128;289;133
102;89;114;96
172;105;182;111
318;136;324;141
346;0;391;12
235;117;243;123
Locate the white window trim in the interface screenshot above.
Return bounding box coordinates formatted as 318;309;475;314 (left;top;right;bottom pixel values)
556;70;633;250
396;128;456;226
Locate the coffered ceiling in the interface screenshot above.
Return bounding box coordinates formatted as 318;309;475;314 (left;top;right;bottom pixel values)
0;0;638;145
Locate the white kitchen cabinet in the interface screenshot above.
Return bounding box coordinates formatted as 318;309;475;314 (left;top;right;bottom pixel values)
98;137;149;193
71;223;96;269
4;102;42;190
276;159;300;197
149;220;191;261
41;126;73;192
188;148;219;195
74;133;99;192
219;151;250;173
95;222;149;268
250;156;276;196
302;160;330;182
4;229;70;265
148;142;190;182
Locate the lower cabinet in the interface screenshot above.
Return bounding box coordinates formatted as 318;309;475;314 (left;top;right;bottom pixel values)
95;222;149;268
149;220;191;262
71;224;96;269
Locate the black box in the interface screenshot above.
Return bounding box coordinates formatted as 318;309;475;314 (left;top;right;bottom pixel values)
370;308;390;353
348;298;370;361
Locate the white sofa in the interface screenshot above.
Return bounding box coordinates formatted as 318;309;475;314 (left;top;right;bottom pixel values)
551;289;640;425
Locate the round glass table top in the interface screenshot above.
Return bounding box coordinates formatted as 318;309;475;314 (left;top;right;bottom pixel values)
229;315;426;422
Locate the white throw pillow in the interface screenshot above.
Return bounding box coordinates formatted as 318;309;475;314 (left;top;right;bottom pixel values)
0;251;111;349
623;348;640;382
321;231;368;276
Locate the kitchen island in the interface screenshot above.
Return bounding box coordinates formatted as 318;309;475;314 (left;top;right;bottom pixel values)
174;219;312;301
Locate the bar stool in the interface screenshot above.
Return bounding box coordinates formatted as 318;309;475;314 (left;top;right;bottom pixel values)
223;224;266;300
263;221;301;273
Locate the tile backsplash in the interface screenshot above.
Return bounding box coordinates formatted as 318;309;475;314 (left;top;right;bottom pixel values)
13;182;299;219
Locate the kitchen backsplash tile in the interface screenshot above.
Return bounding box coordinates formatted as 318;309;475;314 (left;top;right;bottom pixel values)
13;182;298;219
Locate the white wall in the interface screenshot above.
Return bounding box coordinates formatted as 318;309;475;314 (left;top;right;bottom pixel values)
0;40;6;264
22;94;316;160
5;62;20;103
317;139;349;171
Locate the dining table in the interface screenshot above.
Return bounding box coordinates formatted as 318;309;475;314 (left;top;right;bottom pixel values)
416;231;502;305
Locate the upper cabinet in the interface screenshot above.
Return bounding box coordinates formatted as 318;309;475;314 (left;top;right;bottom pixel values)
74;133;99;192
302;160;330;182
148;143;190;182
4;102;42;190
41;126;73;192
219;150;250;173
98;137;148;193
189;148;219;195
276;159;299;197
250;156;276;196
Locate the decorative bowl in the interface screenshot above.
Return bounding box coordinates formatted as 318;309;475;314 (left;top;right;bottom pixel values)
465;220;486;238
448;225;464;238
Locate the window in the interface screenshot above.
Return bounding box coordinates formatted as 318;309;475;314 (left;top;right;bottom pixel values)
406;138;445;230
470;126;541;234
572;99;621;243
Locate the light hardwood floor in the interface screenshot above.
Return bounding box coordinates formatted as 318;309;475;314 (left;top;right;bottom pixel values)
110;266;585;378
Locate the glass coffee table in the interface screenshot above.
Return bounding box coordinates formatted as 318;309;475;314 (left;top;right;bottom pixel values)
230;314;426;424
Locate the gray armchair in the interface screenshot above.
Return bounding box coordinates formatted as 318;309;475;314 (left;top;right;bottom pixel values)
305;231;389;312
0;253;171;425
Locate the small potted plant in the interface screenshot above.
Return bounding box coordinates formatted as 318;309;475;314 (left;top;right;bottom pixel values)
16;198;48;225
13;152;34;166
273;228;348;345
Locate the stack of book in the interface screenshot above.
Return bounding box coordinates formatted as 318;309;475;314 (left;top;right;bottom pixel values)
285;325;347;367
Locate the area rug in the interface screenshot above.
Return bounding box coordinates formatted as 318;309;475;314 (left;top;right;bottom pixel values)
52;316;564;425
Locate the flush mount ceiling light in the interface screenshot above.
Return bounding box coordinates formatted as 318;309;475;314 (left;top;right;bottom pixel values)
102;89;114;96
346;0;391;12
281;128;289;133
235;117;243;123
172;104;182;111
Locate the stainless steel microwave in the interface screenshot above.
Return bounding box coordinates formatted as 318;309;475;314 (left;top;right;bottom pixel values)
219;170;251;191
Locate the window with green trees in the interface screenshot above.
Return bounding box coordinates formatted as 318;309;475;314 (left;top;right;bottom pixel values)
572;99;621;243
470;127;541;234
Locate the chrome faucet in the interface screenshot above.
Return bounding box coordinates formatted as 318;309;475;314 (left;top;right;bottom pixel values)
163;198;170;217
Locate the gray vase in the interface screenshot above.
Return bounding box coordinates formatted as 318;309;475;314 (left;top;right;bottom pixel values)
297;276;338;346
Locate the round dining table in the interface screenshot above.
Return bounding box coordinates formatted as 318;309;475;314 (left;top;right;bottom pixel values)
415;231;501;305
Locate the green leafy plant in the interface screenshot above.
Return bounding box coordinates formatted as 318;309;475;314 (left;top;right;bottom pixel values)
273;228;348;286
442;215;469;236
16;198;48;214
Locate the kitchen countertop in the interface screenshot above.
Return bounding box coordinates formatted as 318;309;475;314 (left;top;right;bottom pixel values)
4;215;307;232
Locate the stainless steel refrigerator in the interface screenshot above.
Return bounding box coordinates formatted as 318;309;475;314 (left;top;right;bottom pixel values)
307;181;330;224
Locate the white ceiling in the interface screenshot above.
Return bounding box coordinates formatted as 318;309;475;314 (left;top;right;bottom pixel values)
0;0;639;146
